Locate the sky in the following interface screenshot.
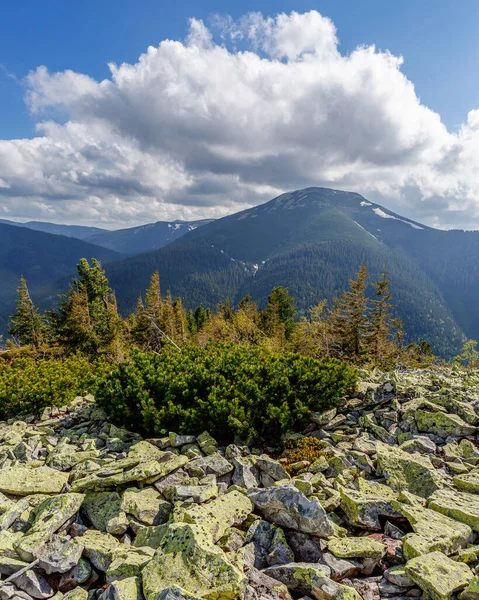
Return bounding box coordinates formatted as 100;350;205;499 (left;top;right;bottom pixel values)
1;0;479;229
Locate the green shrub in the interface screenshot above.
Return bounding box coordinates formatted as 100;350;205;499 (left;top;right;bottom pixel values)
0;354;103;419
94;343;356;443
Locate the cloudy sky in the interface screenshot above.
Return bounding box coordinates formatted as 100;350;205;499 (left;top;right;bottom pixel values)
1;1;479;229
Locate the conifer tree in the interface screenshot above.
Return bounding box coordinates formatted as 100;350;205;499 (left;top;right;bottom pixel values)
328;265;369;360
9;277;46;348
173;298;188;343
261;287;297;341
366;270;395;365
145;271;162;323
53;258;124;358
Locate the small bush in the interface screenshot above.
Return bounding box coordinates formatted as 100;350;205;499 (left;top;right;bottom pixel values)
0;354;104;419
94;343;356;443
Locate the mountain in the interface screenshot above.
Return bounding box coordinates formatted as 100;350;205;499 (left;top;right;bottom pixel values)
0;224;122;334
102;187;470;357
0;219;106;240
85;219;215;255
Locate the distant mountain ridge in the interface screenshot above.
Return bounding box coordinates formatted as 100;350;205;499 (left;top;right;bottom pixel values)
0;219;106;240
101;188;477;357
4;187;479;358
85;219;215;255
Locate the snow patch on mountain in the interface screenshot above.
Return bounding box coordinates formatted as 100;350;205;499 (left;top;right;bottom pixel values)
372;207;424;230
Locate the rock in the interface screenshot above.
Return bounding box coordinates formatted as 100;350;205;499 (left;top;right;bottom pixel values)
0;498;30;530
36;535;84;574
327;537;385;560
320;553;362;581
83;492;129;534
217;528;246;553
169;432;196;447
167;482;218;503
415;410;476;437
460;577;479;600
58;558;92;591
0;466;69;495
376;441;443;498
429;488;479;531
81;529;121;572
30;493;85;537
106;546;154;583
400;436;437;454
311;408;337;426
284;531;324;563
121;487;172;525
0;583;34;600
15;569;54;599
245;520;294;569
244;567;293;600
339;480;401;530
256;456;290;482
155;588;205;600
103;577;142;600
248;486;334;538
185;454;233;478
177;490;253;542
232;457;260;490
141;523;246;600
63;589;88;600
405;551;473;600
263;563;362;599
384;566;414;587
454;472;479;494
394;500;472;559
196;431;218;456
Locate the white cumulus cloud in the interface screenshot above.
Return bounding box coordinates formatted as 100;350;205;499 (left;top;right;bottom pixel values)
0;10;478;228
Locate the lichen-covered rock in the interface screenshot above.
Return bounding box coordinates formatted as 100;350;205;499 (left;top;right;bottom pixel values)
103;577;142;600
35;535;84;574
81;529;121;572
376;441;443;498
245;520;294;569
106;546;154;583
58;558;92;592
15;568;54;599
184;454;233;478
384;565;414;587
121;487;172;525
141;523;246;600
256;456;290;482
327;537;385;560
232;457;260;489
339;480;401;530
262;563;362;599
415;410;476;437
0;466;69;495
429;488;479;531
394;500;472;559
178;490;253;542
83;492;129;534
454;472;479;494
248;486;334;538
30;493;84;537
405;551;473;600
460;577;479;600
155;588;206;600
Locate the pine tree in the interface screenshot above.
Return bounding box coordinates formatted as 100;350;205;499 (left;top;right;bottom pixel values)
261;287;297;341
9;277;46;348
366;270;395;365
328;265;369;360
145;272;162;323
53;259;124;358
173;298;187;343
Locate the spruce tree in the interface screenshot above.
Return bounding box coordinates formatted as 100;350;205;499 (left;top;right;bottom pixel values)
366;270;395;365
261;287;297;341
53;259;124;358
328;265;369;360
9;277;46;348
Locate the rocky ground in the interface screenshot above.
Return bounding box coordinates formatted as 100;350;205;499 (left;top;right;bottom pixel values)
0;369;479;600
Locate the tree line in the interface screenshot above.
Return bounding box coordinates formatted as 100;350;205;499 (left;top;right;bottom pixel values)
5;257;475;368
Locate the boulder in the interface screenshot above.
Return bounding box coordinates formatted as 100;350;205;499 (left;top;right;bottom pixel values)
0;466;69;495
30;493;85;537
394;500;472;559
103;577;143;600
262;563;362;599
248;486;334;538
339;480;401;530
121;487;172;525
429;488;479;531
83;492;129;534
327;537;385;560
415;410;476;437
405;551;473;600
141;523;246;600
376;441;443;498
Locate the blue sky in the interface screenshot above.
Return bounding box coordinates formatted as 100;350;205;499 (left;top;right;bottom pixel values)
1;1;479;228
2;0;478;139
